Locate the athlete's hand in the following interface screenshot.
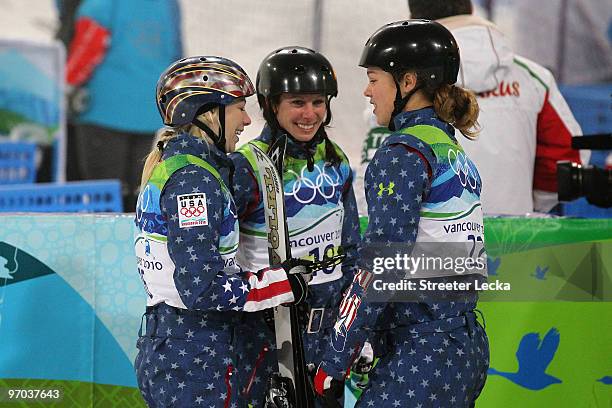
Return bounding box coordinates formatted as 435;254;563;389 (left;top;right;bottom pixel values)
279;255;345;306
352;341;374;376
282;251;346;283
281;258;315;282
279;258;312;305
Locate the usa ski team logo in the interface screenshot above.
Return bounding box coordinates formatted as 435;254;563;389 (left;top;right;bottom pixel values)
177;193;208;228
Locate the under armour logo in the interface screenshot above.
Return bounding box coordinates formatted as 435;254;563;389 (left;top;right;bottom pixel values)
377;182;395;197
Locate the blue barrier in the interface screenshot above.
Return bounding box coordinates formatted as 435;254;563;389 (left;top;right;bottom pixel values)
0;179;123;212
560;84;611;135
0;141;37;184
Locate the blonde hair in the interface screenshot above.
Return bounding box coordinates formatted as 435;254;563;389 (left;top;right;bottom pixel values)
433;84;480;139
139;107;221;190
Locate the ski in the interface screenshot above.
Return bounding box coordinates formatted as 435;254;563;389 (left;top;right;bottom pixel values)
251;136;315;408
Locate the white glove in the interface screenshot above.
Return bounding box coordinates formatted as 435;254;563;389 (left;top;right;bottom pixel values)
352;341;374;374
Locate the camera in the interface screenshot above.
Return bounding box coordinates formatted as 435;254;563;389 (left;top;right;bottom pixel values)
557;134;612;208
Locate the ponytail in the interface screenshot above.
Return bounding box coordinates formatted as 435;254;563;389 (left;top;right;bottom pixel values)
140;128;180;191
433;84;480;139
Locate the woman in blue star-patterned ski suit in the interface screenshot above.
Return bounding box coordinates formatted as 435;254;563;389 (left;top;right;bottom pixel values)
230;47;361;408
314;21;490;408
134;56;314;408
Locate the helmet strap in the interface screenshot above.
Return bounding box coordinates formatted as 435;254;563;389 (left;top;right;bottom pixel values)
388;80;420;131
218;105;226;153
192;105;227;153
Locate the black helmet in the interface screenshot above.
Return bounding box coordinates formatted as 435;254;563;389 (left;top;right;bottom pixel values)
360;20;459;130
256;46;341;168
256;46;337;109
359;19;459;88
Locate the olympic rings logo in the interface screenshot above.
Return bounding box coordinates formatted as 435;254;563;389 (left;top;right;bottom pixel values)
180;205;205;218
448;149;478;190
285;164;341;204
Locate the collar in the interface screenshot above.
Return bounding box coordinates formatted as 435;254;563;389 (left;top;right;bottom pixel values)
163;132;232;168
392;107;456;136
392;107;436;129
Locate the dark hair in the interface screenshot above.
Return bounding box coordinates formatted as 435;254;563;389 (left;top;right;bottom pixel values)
408;0;473;20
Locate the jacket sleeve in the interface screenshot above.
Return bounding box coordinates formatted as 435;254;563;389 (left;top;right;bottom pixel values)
320;142;432;378
65;16;110;86
161;165;295;312
532;66;585;211
229;151;261;219
66;0;113;87
339;163;361;278
361;142;431;254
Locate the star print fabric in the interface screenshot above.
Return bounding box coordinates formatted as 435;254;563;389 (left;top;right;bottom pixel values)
230;126;361;280
229;127;361;407
135;303;241;407
159;135;258;311
233;278;351;408
319;109;490;406
135;133;296;313
134;133;299;408
362;138;431;254
356;309;489;408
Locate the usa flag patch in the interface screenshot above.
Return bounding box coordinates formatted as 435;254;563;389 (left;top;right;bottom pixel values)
177;193;208;228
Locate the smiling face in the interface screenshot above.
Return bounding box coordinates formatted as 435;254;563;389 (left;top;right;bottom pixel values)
363;67;398;127
224;98;251;152
274;93;327;142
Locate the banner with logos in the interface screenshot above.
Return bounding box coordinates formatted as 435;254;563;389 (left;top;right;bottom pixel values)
0;215;610;407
